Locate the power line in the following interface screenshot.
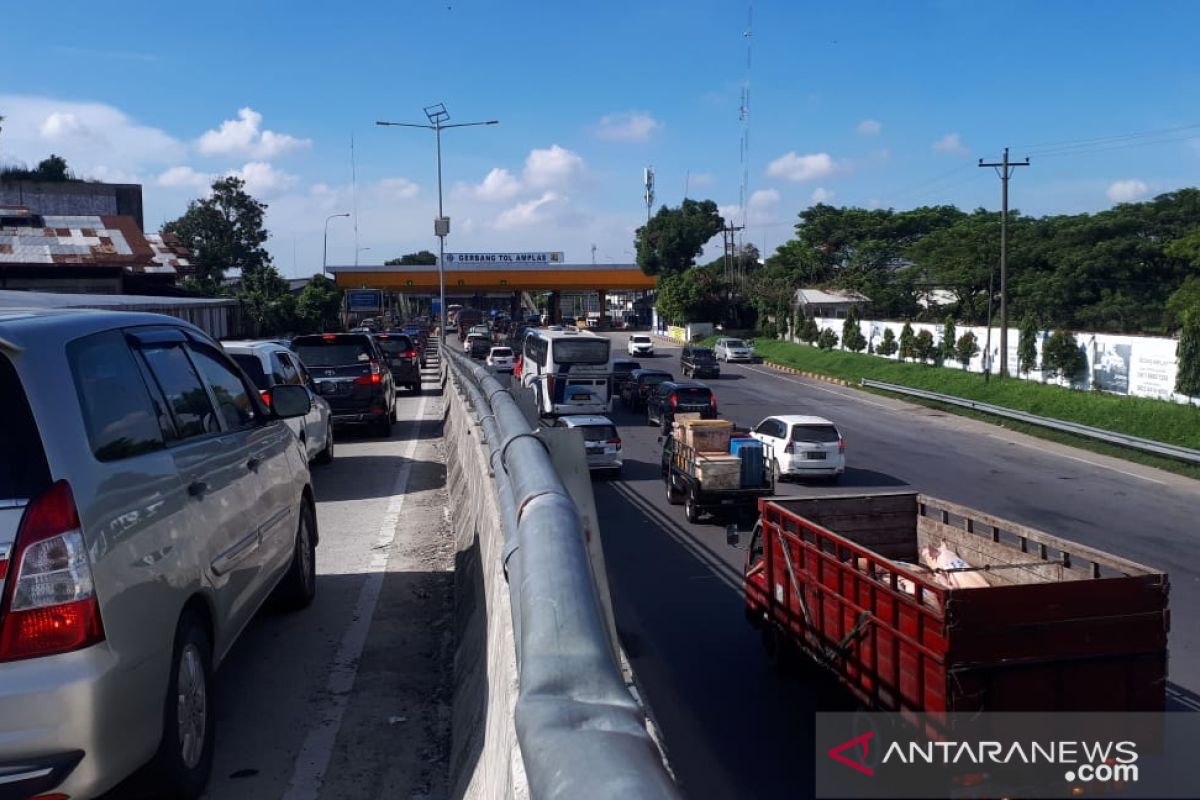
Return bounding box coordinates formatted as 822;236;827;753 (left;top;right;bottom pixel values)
978;147;1030;379
1016;122;1200;152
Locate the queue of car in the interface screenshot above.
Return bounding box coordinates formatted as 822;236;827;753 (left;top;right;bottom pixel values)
0;307;432;800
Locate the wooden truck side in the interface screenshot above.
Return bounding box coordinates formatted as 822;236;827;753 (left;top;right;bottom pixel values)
740;492;1169;712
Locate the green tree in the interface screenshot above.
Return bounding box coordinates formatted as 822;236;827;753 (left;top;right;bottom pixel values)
898;322;916;362
1042;330;1088;383
913;329;935;364
877;327;898;357
385;250;438;266
1165;276;1200;331
955;331;980;369
1;153;79;182
635;199;724;277
164;176;272;295
798;316;819;345
842;308;867;352
941;316;957;363
1175;307;1200;397
296;274;344;332
817;328;839;350
1018;314;1039;375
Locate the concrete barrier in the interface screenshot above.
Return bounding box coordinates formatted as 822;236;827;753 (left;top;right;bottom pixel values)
445;368;528;800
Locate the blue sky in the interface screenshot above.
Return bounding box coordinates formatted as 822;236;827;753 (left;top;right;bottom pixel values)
4;0;1200;276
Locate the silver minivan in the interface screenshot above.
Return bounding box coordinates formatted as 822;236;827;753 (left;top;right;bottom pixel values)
0;308;318;799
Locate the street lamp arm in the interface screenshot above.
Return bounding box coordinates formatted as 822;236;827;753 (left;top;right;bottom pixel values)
376;120;435;129
440;120;500;129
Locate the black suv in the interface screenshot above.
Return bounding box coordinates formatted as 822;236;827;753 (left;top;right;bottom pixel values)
645;381;718;431
620;368;673;409
612;357;642;397
292;332;396;436
680;346;721;379
373;332;422;394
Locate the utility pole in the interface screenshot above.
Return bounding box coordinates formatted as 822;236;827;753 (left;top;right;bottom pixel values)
978;147;1030;377
721;221;745;282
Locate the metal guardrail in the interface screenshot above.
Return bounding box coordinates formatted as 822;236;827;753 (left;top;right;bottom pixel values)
442;344;680;800
860;379;1200;465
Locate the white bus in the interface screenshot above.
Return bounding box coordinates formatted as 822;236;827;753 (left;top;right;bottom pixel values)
521;329;613;416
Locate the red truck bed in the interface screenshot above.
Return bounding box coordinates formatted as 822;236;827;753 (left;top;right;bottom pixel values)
743;492;1169;712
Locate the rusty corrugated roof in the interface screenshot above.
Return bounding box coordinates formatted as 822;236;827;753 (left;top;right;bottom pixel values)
0;214;177;273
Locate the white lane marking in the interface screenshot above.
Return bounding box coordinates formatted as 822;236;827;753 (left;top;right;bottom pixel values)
739;364;1171;486
986;432;1166;485
282;391;430;800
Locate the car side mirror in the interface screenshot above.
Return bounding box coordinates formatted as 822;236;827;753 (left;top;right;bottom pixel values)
271;384;312;419
726;523;741;548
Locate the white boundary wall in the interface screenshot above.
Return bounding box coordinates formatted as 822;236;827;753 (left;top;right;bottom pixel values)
802;317;1196;405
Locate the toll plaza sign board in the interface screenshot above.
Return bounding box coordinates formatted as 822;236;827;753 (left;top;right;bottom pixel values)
443;252;564;268
347;289;382;311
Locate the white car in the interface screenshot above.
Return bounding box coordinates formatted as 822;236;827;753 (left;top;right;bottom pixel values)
225;340;335;464
486;346;515;372
628;334;655;356
750;415;845;482
555;415;622;477
714;337;754;362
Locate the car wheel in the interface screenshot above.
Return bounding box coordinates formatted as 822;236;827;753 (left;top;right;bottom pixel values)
772;459;783;484
646;407;655;427
314;427;334;465
151;613;215;800
276;501;317;610
375;415;392;437
684;491;701;523
665;476;683;505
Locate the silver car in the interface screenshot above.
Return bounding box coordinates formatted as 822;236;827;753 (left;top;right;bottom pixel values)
555;415;623;477
713;337;754;362
0;308;317;799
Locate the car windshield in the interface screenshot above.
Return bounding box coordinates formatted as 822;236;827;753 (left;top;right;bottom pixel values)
230;353;269;389
374;336;414;355
614;361;640;375
675;388;712;403
791;424;841;443
552;339;610;365
725;339;746;348
641;373;671;385
690;349;716;363
292;336;374;367
632;336;651;343
491;348;513;357
579;424;617;442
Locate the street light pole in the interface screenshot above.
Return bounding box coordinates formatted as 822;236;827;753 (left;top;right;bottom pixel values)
377;105;498;355
323;213;350;279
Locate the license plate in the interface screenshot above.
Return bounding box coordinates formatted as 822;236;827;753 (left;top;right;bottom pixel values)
586;446;604;454
318;381;341;395
806;451;827;460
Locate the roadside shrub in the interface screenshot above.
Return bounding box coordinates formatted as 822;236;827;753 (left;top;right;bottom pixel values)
913;329;935;363
1018;314;1039;375
1042;330;1087;383
799;316;819;345
898;322;916;361
817;328;839;350
876;327;898;357
1175;307;1200;397
842;308;867;353
941;316;957;363
955;331;980;369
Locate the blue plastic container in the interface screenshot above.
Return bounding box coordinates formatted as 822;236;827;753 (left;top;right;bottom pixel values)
732;440;765;487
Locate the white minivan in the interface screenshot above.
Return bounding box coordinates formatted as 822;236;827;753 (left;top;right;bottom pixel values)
750;415;845;482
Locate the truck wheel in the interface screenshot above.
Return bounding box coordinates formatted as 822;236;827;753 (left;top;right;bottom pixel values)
761;624;791;671
665;477;683;505
684;491;700;523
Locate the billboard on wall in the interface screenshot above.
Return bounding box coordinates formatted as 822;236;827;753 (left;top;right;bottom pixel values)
443;252;564;268
347;289;382;312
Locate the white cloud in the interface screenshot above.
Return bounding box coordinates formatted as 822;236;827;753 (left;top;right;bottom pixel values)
857;119;881;136
523;144;586;189
749;188;780;208
765;151;839;182
472;167;521;201
1106;179;1149;203
197;107;310;159
0;94;185;182
157;165;212;189
592;111;663;142
495;191;568;230
932;132;968;155
231;161;298;195
39;112;91;140
378;177;419;200
811;187;836;204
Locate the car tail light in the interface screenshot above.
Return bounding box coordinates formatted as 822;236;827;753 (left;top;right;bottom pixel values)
322;334;337;341
669;395;678;410
709;395;718;413
402;350;416;359
786;442;797;455
0;481;105;662
839;437;846;453
259;389;272;407
354;373;383;385
607;437;622;451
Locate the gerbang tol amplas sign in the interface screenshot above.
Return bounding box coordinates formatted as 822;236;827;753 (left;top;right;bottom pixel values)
815;713;1193;798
